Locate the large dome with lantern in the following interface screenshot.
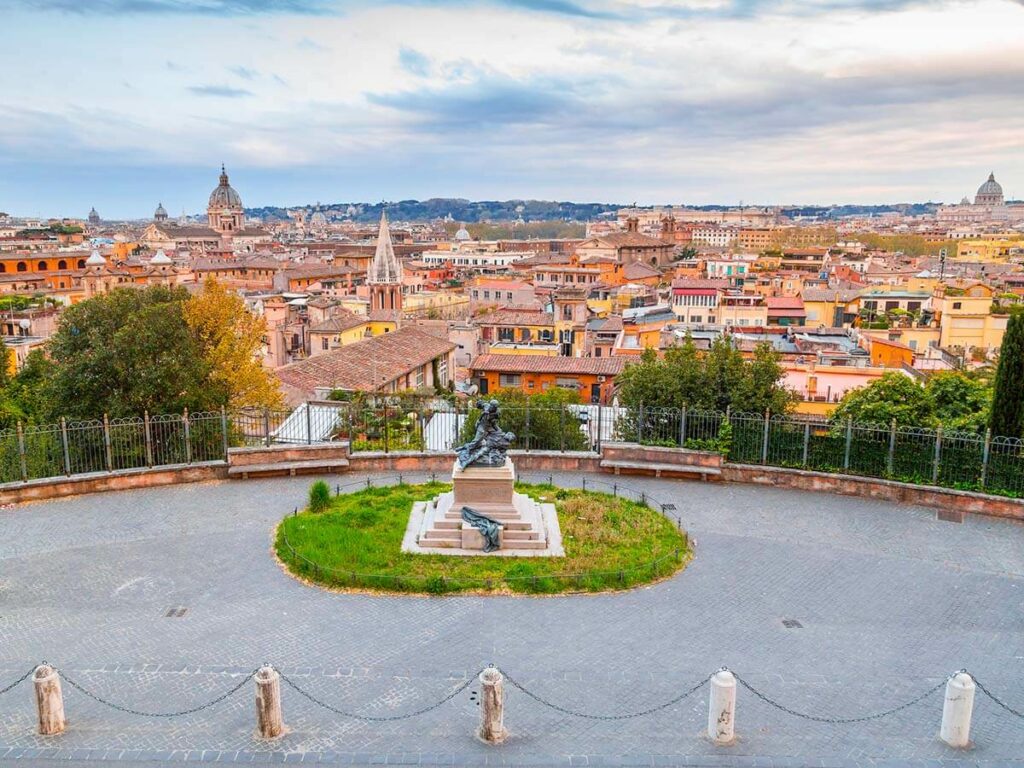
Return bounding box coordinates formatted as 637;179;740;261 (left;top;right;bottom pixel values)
208;165;243;210
974;172;1004;206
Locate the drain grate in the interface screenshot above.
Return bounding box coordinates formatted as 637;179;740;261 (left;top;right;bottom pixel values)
164;606;188;618
781;618;803;629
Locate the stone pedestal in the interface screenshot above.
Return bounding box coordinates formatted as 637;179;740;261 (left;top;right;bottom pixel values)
406;457;564;557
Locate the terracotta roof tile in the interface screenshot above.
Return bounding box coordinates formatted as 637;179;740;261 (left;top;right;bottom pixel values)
470;354;628;376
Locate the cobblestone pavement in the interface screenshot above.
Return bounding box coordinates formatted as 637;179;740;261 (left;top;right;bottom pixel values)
1;471;1023;767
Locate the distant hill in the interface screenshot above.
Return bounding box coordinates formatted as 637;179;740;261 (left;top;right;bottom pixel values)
245;198;621;224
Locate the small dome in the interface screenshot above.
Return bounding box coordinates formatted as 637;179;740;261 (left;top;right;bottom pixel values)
154;202;168;219
310;206;328;227
454;223;471;241
86;249;106;267
208;165;243;210
151;249;172;266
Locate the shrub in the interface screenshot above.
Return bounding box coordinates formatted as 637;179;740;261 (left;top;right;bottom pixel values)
308;480;332;513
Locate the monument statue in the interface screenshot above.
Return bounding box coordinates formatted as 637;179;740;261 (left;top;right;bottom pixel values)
454;399;515;469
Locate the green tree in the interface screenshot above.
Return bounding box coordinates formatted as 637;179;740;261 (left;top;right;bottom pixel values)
45;286;212;419
990;312;1024;438
830;372;934;427
459;387;588;451
925;371;991;432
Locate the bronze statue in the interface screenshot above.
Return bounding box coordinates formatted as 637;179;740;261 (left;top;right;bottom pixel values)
460;506;502;552
454;399;515;469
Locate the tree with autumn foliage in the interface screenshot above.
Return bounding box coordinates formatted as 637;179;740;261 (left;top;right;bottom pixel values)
184;278;282;410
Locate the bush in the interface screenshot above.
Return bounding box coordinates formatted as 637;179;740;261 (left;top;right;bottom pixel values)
308;480;332;513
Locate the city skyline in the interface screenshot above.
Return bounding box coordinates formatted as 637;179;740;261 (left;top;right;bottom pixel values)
2;0;1024;217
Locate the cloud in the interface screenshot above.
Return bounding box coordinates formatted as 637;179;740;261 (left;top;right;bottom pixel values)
187;84;254;97
398;47;430;77
228;65;259;80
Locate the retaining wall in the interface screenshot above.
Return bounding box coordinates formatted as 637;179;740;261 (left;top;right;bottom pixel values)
2;445;1022;522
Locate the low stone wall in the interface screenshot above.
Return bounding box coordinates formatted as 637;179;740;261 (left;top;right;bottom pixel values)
4;445;1021;522
724;463;1024;521
0;463;227;505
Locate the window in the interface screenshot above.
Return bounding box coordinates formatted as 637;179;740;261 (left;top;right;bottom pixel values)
555;377;580;389
57;260;67;270
321;337;329;350
415;368;424;388
953;302;962;309
595;347;602;357
506;292;513;300
520;328;531;342
16;262;26;272
498;327;514;342
438;357;449;386
37;261;48;271
483;290;490;299
499;373;521;387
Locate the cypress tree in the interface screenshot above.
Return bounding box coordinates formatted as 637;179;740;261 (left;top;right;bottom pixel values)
990;312;1024;438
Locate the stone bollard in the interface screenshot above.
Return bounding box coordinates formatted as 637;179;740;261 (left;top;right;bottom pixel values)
254;665;285;739
478;666;508;744
33;664;65;736
707;669;737;745
940;672;975;749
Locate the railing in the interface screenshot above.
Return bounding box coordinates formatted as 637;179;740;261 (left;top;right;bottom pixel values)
2;398;1022;501
615;404;1024;499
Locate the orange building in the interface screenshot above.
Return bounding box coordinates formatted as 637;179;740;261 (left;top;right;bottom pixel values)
469;354;628;404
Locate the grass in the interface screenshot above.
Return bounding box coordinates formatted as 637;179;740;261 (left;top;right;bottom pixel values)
274;481;690;595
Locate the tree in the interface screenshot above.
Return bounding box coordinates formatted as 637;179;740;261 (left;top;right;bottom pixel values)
0;350;55;427
830;372;934;427
459;387;588;451
990;312;1024;438
184;278;282;410
925;371;991;432
45;286;212;419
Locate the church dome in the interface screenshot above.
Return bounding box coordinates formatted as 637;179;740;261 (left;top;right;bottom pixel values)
310;206;328;227
85;249;106;267
154;202;168;220
454;223;471;241
151;249;172;266
208;165;243;210
975;172;1004;205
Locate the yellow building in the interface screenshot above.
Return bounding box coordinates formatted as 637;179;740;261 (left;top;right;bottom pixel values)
956;238;1023;262
308;309;397;356
718;293;768;327
932;282;1007;356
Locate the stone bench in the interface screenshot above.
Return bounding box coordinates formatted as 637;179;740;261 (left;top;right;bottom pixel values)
227;458;350;479
600;459;722;479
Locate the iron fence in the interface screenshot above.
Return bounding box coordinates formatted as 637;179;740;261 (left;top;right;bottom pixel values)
1;398;1022;500
615;404;1024;499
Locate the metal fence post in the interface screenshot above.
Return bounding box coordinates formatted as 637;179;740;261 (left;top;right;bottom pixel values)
220;406;230;461
637;403;644;444
183;408;192;464
679;406;688;447
383;401;389;454
143;410;154;467
60;417;71;476
932;425;942;485
979;428;992;489
802;421;810;467
559;406;565;453
16;421;27;482
263;407;271;447
887;419;897;476
596;403;603;453
306;401;313;445
525;401;531;452
102;413;113;472
760;409;770;464
843;416;853;471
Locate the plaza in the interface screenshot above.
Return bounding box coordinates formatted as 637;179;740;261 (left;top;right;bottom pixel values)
1;472;1023;767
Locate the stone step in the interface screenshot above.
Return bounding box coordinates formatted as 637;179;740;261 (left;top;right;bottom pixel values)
418;537;462;549
502;530;542;541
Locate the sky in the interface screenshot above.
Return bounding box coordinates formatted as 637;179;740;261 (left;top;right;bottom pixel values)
1;0;1023;218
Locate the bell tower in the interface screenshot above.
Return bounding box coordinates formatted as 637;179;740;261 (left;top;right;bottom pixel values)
368;210;403;314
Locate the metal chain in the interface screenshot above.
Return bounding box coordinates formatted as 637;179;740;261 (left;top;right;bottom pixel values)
732;671;949;724
500;669;709;721
58;668;257;718
0;668;36;696
972;675;1024;719
278;669;480;722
